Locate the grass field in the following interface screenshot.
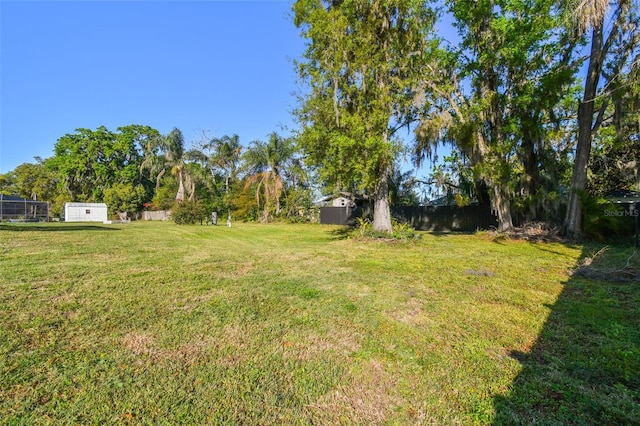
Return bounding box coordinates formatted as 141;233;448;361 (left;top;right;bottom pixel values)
1;222;638;425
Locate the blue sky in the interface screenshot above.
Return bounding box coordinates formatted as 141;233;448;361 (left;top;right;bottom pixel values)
1;0;307;173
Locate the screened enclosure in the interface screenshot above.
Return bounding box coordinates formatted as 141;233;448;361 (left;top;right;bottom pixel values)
0;194;49;222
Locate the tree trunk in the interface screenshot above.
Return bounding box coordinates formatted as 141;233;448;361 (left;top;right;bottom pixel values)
492;185;513;231
565;23;603;238
155;168;166;193
521;125;541;221
475;121;513;232
175;168;185;202
521;127;540;198
373;168;393;233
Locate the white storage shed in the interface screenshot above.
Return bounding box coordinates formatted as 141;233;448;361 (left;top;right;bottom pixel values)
64;202;108;222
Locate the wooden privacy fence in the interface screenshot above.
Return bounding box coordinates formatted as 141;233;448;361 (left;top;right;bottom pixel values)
392;205;498;232
141;210;172;221
320;205;498;232
319;207;364;226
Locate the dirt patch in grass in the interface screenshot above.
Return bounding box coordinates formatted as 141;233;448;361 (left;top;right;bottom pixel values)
306;359;400;425
281;330;360;361
122;332;156;356
235;262;253;277
122;331;216;365
387;298;426;325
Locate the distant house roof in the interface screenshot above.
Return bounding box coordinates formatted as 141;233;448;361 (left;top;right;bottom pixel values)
606;190;640;204
0;194;32;202
427;195;455;207
314;192;369;206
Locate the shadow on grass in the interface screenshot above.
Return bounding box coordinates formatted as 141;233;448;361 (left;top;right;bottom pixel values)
428;230;479;237
493;243;640;425
326;225;353;240
0;224;121;232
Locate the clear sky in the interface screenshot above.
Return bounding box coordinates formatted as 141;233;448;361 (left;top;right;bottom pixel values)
1;0;306;173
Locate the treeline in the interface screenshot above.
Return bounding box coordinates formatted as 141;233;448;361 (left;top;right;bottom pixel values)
0;125;320;223
2;0;639;236
293;0;639;238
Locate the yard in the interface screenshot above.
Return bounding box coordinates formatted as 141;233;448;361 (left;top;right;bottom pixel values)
1;222;638;424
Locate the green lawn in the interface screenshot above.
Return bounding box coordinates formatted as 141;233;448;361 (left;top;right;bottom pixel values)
1;222;638;425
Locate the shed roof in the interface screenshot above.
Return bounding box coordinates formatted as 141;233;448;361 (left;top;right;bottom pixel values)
65;202;108;207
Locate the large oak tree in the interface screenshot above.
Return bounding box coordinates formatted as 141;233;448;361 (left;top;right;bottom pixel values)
294;0;437;232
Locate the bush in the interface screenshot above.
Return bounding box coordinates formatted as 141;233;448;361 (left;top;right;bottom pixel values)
171;200;208;225
579;191;635;241
351;217;421;241
103;183;146;217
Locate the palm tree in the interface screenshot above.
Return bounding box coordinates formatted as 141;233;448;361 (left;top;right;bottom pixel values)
563;0;640;237
209;134;242;195
141;128;194;203
242;132;296;222
140;133;168;194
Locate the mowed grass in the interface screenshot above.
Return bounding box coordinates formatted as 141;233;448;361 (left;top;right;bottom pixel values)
1;222;638;425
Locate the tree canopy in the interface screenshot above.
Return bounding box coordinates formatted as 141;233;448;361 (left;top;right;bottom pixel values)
2;2;638;236
294;0;438;232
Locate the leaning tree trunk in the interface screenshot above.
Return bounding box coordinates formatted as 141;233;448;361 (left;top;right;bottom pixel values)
565;23;603;238
155;168;166;193
372;167;393;233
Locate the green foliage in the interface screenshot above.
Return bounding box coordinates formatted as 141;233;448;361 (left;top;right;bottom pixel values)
388;165;421;206
9;161;58;201
233;184;261;222
578;191;635;241
171;200;208;225
241;132;300;222
0;173;16;195
200;133;243;214
281;187;315;223
563;0;640;237
455;193;470;207
512;189;565;225
48;192;72;218
416;0;579;229
48;126;153;202
588;69;640;197
420;152;477;205
294;0;438;232
151;176;178;211
139;127;198;204
352;217;420;241
103;183;147;216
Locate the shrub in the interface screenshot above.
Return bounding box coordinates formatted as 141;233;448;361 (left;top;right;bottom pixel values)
171;200;208;225
579;191;634;241
352;217;420;241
